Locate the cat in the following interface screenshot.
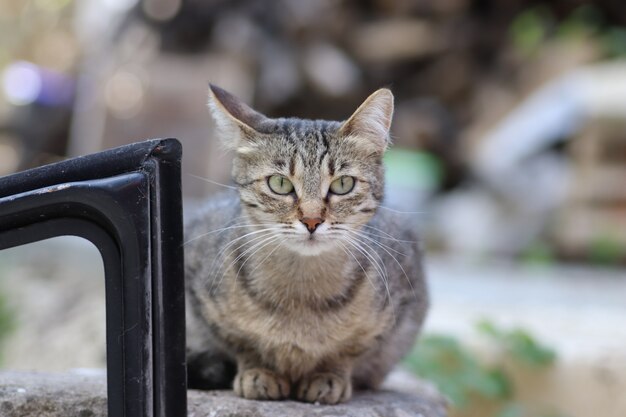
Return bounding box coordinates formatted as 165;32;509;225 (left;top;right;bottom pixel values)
184;84;429;405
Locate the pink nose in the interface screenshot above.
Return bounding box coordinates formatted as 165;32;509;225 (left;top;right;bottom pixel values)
301;217;323;233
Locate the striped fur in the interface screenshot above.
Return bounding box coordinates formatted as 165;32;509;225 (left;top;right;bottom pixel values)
185;86;428;404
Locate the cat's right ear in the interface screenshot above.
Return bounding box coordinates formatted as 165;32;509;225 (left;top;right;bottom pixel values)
338;88;394;155
207;84;267;150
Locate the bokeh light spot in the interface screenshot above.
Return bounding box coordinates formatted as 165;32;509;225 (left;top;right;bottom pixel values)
2;62;42;106
143;0;181;21
105;70;145;119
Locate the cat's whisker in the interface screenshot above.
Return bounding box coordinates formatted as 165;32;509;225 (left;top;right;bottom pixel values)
235;235;283;281
207;229;282;294
248;237;285;276
212;230;281;276
344;236;389;282
187;220;280;236
184;223;283;245
334;224;415;244
209;228;283;275
346;232;419;304
231;235;282;285
377;206;428;215
188;173;238;190
219;227;285;251
335;241;378;293
341;236;395;320
350;244;397;324
211;234;281;295
343;237;390;293
361;224;416;243
363;224;413;242
344;229;407;257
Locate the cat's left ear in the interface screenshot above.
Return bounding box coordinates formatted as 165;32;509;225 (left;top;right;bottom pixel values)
338;88;394;154
207;84;268;150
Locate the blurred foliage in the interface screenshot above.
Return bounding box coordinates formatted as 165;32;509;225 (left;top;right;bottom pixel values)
476;320;556;367
588;233;625;265
522;232;626;267
520;241;555;266
557;4;605;39
404;321;557;417
602;27;626;57
511;4;626;58
0;266;15;365
510;6;554;55
384;149;443;190
404;334;511;407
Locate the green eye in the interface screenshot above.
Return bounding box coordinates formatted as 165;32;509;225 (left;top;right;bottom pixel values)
268;175;294;195
329;176;355;195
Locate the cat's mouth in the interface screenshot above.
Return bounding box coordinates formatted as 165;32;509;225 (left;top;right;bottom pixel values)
297;233;321;245
286;233;335;256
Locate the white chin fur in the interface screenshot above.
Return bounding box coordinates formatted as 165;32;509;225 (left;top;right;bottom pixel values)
286;237;336;256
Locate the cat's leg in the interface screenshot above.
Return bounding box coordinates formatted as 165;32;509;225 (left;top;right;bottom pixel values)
186;298;237;389
187;348;236;390
296;360;353;404
233;355;291;400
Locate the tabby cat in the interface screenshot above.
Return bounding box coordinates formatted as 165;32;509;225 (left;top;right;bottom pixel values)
185;85;428;404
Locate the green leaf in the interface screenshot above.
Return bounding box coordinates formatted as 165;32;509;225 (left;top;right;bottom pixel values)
404;334;513;408
588;233;625;265
0;288;15;365
476;319;501;337
383;149;443;190
507;329;556;367
510;6;554;55
476;320;556;368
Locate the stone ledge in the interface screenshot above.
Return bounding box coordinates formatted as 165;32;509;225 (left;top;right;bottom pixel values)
0;371;448;417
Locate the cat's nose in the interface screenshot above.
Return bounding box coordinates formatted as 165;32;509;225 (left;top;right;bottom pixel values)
301;217;324;233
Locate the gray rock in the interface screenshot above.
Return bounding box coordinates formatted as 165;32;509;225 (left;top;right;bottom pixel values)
0;371;447;417
0;371;107;417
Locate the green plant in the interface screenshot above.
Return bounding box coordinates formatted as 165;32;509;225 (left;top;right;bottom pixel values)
476;320;556;367
404;321;558;417
588;233;625;265
404;334;511;407
557;4;604;39
520;241;555;266
602;27;626;57
0;265;15;365
510;6;554;55
383;148;443;191
511;4;626;59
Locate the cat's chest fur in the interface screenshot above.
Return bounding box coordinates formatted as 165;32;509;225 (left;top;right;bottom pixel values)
213;248;390;376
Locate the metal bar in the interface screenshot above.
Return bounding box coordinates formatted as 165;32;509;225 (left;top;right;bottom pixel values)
0;139;187;417
145;141;186;417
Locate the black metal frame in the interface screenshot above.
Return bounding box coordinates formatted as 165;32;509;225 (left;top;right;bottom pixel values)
0;139;187;417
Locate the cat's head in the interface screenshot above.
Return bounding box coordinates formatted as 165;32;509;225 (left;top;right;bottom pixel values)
208;85;393;256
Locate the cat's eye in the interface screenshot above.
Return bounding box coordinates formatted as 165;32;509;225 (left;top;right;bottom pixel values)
329;176;355;195
268;175;294;195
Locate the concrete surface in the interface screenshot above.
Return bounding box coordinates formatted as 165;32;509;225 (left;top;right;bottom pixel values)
0;370;448;417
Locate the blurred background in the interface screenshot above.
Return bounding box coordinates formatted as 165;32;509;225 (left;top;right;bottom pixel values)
0;1;625;416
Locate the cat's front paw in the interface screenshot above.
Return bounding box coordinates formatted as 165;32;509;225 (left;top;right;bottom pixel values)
296;373;352;404
233;368;290;400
